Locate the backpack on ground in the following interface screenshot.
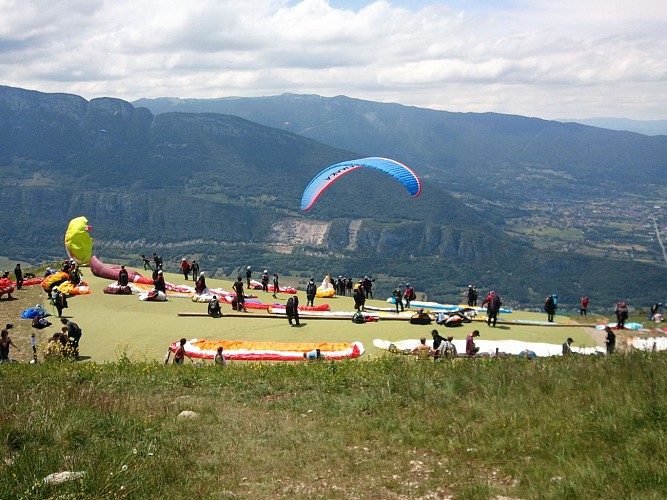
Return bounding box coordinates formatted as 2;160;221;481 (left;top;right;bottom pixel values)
352;311;365;324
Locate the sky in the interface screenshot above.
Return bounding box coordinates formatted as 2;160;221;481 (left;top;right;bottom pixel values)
1;0;666;120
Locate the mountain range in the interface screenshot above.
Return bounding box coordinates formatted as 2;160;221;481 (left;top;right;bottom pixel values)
1;85;665;311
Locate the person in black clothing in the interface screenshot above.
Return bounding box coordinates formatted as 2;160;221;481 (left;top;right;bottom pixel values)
191;260;200;278
431;329;446;360
615;302;629;329
362;276;375;299
61;318;82;359
272;273;279;299
53;288;68;317
233;276;247;312
154;270;166;294
286;295;300;325
604;326;616;355
14;264;23;290
306;278;316;307
208;296;222;318
195;272;207;294
483;291;502;327
544;294;556;322
467;285;477;307
141;254;153;271
245;266;252;289
353;282;366;312
118;265;129;287
392;285;404;313
261;270;269;292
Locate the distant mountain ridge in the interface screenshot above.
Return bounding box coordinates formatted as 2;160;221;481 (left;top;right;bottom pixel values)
1;85;666;310
557;117;667;137
134;94;667;202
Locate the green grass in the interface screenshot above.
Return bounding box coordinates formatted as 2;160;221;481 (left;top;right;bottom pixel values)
1;354;667;498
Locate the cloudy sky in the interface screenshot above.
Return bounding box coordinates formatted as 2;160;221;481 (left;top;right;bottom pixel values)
1;0;666;120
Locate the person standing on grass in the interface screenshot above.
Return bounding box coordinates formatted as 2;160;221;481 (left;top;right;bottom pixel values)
604;327;616;355
581;297;589;317
0;329;20;362
306;278;316;307
404;283;416;309
14;264;23;290
286;295;300;325
272;273;280;298
353;282;366;312
245;266;252;288
466;285;476;307
392;284;404;313
53;288;68;317
545;294;557;323
141;254;153;271
191;260;200;278
180;258;192;281
615;301;628;329
482;291;502;327
233;276;247;312
261;270;269;293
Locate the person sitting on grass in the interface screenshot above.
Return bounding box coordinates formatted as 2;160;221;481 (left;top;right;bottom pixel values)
466;330;480;357
303;348;322;360
440;336;458;359
411;337;433;360
214;346;227;366
409;308;432;325
562;337;574;356
173;338;192;365
32;315;51;329
208;296;222;318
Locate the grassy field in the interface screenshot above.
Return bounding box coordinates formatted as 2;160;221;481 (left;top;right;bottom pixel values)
1;263;605;364
1;353;667;498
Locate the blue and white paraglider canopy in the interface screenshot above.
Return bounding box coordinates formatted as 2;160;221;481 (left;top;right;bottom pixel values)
300;157;422;211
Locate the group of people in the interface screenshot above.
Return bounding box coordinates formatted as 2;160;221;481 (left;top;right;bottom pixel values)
409;329;460;359
172;338;227;366
388;283;418;313
179;258;200;281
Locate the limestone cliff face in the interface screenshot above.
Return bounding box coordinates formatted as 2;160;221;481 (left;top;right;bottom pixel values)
0;183;499;264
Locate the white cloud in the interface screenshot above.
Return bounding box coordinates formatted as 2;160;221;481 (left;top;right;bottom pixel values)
0;0;665;119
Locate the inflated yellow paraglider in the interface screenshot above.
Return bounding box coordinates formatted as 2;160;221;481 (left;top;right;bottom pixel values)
64;216;93;265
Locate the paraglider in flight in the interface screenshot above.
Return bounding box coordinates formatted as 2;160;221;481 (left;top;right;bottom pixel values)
300;157;422;211
64;216;93;265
